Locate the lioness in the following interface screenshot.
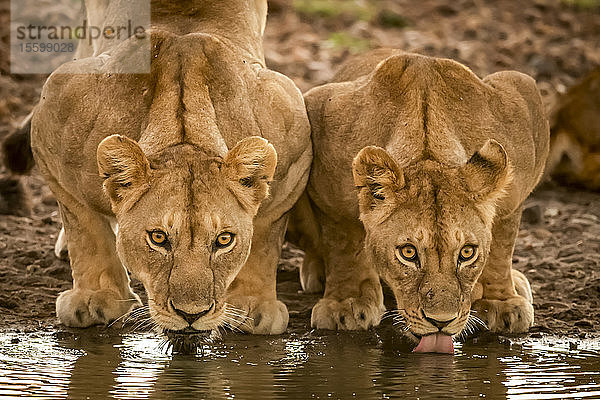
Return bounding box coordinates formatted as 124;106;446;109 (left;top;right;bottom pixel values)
294;49;548;351
30;0;311;335
545;67;600;190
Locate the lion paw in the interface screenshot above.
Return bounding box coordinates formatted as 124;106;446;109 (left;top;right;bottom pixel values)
56;288;141;327
226;295;289;335
311;297;383;330
471;295;534;334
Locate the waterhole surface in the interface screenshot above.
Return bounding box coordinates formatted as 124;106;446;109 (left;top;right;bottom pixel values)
0;329;599;399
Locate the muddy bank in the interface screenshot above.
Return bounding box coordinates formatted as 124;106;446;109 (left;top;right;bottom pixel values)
1;180;599;339
1;0;599;339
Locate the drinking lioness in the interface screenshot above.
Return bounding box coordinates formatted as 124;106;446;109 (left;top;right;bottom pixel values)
25;0;311;335
293;49;549;352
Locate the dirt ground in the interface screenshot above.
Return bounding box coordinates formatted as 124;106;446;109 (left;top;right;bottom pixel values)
0;0;599;339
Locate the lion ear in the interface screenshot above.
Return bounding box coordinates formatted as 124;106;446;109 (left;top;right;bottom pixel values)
97;135;151;207
223;136;277;214
352;146;405;214
461;139;512;202
372;55;412;90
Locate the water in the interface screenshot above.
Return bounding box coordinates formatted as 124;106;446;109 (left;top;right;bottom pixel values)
0;329;599;399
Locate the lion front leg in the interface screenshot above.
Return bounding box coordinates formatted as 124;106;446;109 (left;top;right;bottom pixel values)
55;201;141;327
472;207;534;333
225;215;289;335
310;219;384;331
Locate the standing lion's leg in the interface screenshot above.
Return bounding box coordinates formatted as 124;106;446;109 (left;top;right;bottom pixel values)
287;192;325;293
310;214;384;331
225;215;289;335
300;252;326;294
471;206;534;333
56;199;141;327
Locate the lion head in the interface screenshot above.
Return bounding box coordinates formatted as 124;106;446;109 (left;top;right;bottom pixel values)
97;135;276;333
352;139;512;340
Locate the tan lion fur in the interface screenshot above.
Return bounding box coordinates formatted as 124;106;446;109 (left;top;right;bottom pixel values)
545;67;600;190
293;49;548;336
32;0;311;334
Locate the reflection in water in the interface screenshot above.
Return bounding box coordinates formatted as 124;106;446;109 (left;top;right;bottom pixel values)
64;333;123;399
0;329;599;399
112;335;169;399
0;333;82;397
502;341;600;400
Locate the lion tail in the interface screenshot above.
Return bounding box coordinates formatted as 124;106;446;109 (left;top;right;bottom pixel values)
2;111;35;174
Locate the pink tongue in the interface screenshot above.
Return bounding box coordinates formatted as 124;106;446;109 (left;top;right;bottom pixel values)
412;333;454;354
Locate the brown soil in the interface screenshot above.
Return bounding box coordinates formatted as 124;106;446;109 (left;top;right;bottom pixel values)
1;0;599;338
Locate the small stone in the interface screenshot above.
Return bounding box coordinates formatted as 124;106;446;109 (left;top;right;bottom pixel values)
531;228;552;239
54;331;74;340
569;341;578;350
42;195;57;206
558;246;581;258
570;218;594;226
26;264;41;275
24;250;39;259
0;297;18;309
561;255;585;264
377;10;410;28
522;204;543;225
574;320;593;328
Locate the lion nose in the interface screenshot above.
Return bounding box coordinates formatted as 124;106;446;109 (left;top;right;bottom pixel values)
171;301;214;325
423;311;456;330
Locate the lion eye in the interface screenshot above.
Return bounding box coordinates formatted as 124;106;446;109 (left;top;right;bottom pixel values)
149;230;168;245
397;244;418;262
215;232;235;248
459;245;477;262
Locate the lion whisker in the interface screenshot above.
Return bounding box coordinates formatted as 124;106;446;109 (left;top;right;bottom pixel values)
157;338;171;354
226;316;254;332
459;319;473;340
212;326;223;339
223;303;246;314
223;306;251;318
108;305;149;328
225;314;254;332
223;311;251;324
456;312;487;340
108;315;127;328
123;305;149;320
123;312;149;327
223;304;254;325
220;316;246;333
381;308;406;321
223;304;254;330
131;317;155;332
469;314;488;330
